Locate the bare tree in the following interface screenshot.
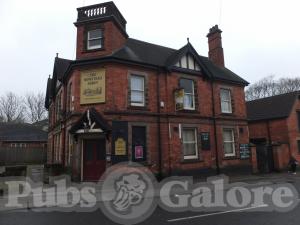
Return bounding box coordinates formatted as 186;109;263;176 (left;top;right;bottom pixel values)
25;92;47;123
246;76;300;101
0;92;25;123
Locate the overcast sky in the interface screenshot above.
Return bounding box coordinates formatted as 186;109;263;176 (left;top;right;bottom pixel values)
0;0;300;95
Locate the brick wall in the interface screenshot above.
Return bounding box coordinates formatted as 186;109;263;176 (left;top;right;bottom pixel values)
76;21;127;60
248;98;300;170
47;60;250;175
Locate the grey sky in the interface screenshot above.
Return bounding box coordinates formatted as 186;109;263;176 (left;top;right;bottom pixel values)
0;0;299;95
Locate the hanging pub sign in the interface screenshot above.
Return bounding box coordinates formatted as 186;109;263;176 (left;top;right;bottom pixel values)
80;68;105;105
200;132;211;150
134;146;144;159
174;88;184;111
115;138;126;156
240;144;250;159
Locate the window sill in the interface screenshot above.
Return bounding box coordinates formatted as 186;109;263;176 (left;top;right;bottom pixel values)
220;112;234;116
127;105;149;111
223;156;238;160
82;47;105;53
176;109;199;114
181;158;203;164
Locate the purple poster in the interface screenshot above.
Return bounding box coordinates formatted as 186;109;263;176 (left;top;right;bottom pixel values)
135;146;143;159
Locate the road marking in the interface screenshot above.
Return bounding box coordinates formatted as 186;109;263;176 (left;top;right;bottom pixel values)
167;204;268;222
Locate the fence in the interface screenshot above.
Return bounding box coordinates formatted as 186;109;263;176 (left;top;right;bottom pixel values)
0;147;47;166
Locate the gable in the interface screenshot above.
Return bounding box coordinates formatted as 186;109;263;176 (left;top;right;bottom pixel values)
69;108;111;134
174;53;201;71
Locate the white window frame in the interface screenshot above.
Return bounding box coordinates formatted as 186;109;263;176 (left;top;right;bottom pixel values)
182;128;198;160
130;75;145;107
220;89;232;113
180;78;195;110
87;29;103;50
223;128;236;157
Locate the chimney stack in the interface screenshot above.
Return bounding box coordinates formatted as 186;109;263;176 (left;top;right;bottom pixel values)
207;25;224;67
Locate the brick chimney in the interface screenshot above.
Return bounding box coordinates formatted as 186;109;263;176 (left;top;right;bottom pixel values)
207;25;224;67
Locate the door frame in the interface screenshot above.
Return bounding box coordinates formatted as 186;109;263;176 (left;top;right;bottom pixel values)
79;133;107;182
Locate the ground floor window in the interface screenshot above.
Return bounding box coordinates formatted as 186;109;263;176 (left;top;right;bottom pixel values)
182;128;198;159
132;126;147;162
223;128;236;157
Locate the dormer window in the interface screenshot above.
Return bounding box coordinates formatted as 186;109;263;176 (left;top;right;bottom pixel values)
87;29;103;50
175;54;201;71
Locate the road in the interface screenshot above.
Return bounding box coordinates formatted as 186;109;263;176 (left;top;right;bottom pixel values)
1;176;300;225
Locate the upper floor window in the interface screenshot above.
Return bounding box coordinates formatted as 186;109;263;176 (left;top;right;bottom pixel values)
223;128;235;157
175;54;201;71
180;78;195;110
130;75;145;106
182;128;198;160
220;89;232;113
87;29;103;50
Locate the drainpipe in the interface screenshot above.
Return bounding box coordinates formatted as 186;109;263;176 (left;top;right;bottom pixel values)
156;69;162;180
266;121;272;145
210;79;220;174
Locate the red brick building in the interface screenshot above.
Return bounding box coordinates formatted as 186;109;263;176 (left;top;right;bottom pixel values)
45;1;250;181
247;91;300;172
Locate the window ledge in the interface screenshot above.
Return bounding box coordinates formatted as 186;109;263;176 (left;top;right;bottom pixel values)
220;112;234;116
176;109;199;114
181;158;204;164
223;156;238;160
127;106;149;111
82;47;105;53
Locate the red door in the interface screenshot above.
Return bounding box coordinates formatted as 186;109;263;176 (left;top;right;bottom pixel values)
83;139;106;181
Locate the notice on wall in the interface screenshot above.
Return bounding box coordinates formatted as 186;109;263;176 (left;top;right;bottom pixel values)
111;121;128;164
115;138;126;156
80;69;105;104
174;88;184;111
134;146;144;159
200;132;211;150
240;144;250;159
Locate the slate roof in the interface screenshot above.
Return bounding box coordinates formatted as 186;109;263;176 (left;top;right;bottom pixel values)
111;38;175;67
53;57;72;81
246;91;300;121
111;38;248;85
0;123;48;142
46;38;249;108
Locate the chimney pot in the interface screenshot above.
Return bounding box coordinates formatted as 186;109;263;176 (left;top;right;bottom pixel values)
207;25;224;67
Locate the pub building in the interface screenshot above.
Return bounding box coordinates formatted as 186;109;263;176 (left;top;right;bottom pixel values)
45;1;251;181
